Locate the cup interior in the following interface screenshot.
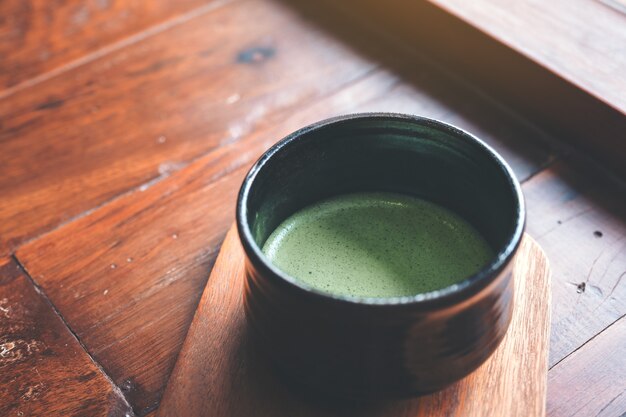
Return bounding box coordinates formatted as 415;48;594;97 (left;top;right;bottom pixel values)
240;114;523;297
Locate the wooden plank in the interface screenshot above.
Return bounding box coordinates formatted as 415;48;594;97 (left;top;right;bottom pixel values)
13;61;555;414
315;0;626;179
547;316;626;417
157;228;550;417
0;0;375;257
0;0;212;91
429;0;626;115
0;258;132;416
523;160;626;367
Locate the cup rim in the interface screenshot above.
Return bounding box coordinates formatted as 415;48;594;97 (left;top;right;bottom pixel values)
236;113;525;307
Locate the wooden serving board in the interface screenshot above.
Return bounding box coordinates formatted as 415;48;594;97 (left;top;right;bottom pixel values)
157;226;551;417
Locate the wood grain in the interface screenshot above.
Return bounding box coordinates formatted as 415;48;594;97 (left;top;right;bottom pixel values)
5;0;619;414
16;161;250;415
0;258;133;416
318;0;626;179
13;99;320;412
523;160;626;367
13;56;555;413
157;227;550;417
0;0;375;257
2;2;555;411
0;0;211;91
0;0;558;259
547;316;626;417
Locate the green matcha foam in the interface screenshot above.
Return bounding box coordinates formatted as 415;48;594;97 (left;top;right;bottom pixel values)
262;192;493;298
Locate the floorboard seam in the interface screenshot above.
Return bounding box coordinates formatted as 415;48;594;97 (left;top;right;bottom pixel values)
548;313;626;372
10;254;137;416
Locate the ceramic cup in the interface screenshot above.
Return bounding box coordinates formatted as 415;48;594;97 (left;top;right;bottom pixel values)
236;113;525;398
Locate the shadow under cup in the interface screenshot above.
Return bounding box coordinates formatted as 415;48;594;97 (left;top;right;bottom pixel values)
237;113;525;398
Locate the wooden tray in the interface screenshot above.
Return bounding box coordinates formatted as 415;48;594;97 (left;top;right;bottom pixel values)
157;226;551;417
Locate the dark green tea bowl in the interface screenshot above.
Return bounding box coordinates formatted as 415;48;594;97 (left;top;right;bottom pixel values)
236;113;525;399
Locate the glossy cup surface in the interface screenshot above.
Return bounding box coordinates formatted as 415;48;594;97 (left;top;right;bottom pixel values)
236;113;525;398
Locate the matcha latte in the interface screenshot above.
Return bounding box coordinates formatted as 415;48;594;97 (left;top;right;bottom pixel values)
262;192;493;298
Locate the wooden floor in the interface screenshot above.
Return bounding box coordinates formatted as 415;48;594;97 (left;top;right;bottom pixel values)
0;0;624;415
